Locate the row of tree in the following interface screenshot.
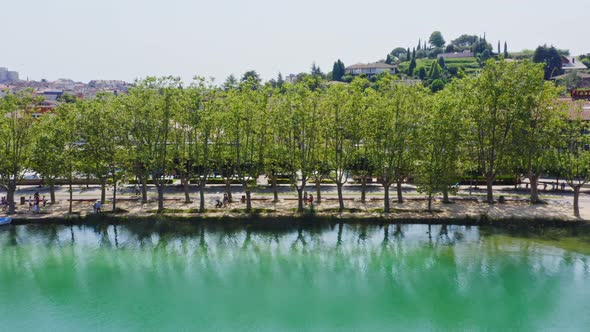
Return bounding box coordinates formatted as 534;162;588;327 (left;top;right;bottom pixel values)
1;60;589;217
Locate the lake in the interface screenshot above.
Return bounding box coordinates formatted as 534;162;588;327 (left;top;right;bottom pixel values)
1;222;589;331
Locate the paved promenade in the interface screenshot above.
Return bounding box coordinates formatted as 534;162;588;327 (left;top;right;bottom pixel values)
2;181;589;222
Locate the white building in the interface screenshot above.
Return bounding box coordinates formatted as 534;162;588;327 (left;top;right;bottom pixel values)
344;62;397;76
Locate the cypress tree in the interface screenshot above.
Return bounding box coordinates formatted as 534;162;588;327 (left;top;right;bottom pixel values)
437;56;446;69
417;39;421;50
406;48;411;61
408;57;417;76
498;40;501;55
504;41;508;58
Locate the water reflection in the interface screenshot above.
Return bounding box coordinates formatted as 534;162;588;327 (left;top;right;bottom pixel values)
1;223;589;331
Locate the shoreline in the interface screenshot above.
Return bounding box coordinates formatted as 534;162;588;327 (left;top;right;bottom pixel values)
9;212;590;233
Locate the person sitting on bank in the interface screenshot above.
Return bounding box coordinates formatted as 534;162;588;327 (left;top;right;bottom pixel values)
215;198;223;208
94;201;102;213
241;195;246;204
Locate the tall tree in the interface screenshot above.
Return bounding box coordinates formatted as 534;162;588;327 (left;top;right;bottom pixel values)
429;31;445;48
533;45;563;79
124;77;181;212
465;59;524;203
558;104;590;218
0;90;42;214
510;61;564;203
369;80;425;212
414;85;464;210
504;41;508;58
332;60;345;81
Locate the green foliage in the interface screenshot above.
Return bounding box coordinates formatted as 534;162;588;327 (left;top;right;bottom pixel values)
504;41;509;58
408;57;417;76
418;67;427;80
331;59;346;81
430;79;445;92
57;93;77;103
533;45;563;79
429;31;445;48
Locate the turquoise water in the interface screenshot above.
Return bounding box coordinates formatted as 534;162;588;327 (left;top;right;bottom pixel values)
1;223;589;331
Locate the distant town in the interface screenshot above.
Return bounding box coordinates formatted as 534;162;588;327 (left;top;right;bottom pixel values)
0;66;133;116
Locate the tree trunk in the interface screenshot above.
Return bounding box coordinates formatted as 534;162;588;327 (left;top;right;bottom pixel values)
100;178;106;204
383;183;391;213
443;188;450;203
530;175;540;203
272;176;279;203
428;193;433;212
141;176;148;204
49;183;56;204
112;179;117;213
337;182;344;212
182;178;191;203
396;179;403;203
245;189;252;213
69;180;73;214
315;180;322;204
199;179;206;213
485;175;494;204
225;180;232;202
296;187;304;212
573;186;581;218
6;182;15;215
156;183;164;213
360;176;366;203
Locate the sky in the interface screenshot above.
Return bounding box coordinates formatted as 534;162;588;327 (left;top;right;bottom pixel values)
2;0;589;83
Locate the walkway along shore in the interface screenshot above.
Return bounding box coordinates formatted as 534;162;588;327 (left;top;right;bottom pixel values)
2;182;589;227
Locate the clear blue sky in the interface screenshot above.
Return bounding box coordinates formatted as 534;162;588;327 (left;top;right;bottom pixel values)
3;0;589;83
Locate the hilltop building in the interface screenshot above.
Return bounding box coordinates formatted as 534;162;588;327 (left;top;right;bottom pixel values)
344;62;397;76
438;50;474;59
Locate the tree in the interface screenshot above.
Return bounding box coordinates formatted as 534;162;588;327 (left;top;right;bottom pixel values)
222;74;238;91
504;41;508;58
57;93;77;103
418;67;427;80
276;72;285;88
429;31;445;48
241;71;261;85
481;49;491;61
311;62;325;79
428;61;442;80
464;59;526;203
30;105;71;204
406;48;411;62
558;104;590;218
0;90;42;214
437;56;446;69
417;38;421;50
497;41;501;55
408;57;417;76
430;79;445;92
509;61;564;203
332;60;345;81
277;79;322;211
415;84;465;210
450;34;478;50
391;47;407;59
369;80;425;212
123;77;181;212
533;45;563;79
